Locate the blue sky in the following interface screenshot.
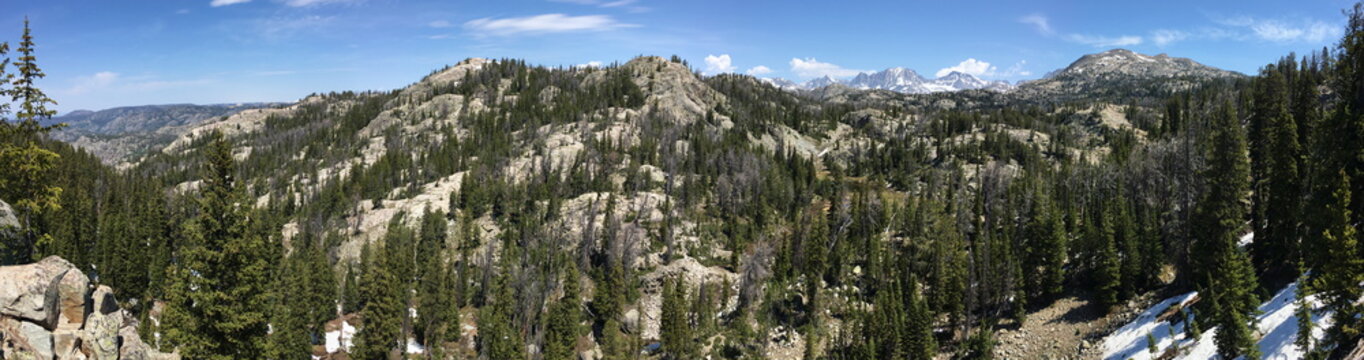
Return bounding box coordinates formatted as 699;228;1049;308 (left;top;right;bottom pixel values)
4;0;1357;113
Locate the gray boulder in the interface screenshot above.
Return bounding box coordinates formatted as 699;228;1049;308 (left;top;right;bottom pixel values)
0;256;79;329
0;316;53;359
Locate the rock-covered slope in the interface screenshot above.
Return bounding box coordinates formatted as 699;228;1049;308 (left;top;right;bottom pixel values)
0;256;176;359
1012;49;1244;102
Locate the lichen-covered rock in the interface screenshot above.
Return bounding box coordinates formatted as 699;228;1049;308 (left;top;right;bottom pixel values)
80;310;121;359
0;256;79;329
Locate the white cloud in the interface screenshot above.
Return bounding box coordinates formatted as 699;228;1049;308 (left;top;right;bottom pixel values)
936;58;996;78
1151;29;1189;46
428;20;452;28
745;65;772;76
704;54;736;74
67;72;119;95
464;14;636;36
1019;14;1053;35
1066;34;1143;47
576;61;604;68
210;0;250;7
789;58;864;78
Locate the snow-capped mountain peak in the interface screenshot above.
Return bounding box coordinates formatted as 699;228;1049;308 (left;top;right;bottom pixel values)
763;67;1013;94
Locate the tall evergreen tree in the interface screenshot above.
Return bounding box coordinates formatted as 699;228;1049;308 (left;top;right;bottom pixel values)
1313;170;1363;351
660;277;696;360
904;276;937;360
1093;204;1122;314
1024;185;1067;302
162;131;274;359
353;223;407;360
1195;103;1261;359
0;18;63;264
545;266;584;360
1251;68;1302;283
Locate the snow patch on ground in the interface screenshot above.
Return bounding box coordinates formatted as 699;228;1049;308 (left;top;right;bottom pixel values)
1102;291;1198;360
1103;280;1327;360
407;337;425;354
325;320;356;353
1177;282;1326;360
1238;232;1254;248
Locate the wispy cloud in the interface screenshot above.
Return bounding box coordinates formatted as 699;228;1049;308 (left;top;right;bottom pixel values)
1065;34;1143;47
464;14;637;36
1150;29;1189;46
1138;15;1341;46
1004;61;1032;77
745;65;772;76
64;72;215;96
1246;19;1336;43
280;0;358;7
210;0;250;7
428;20;452;28
66;72;120;95
550;0;648;12
704;54;736;74
789;58;864;78
1019;14;1053;35
253;15;336;40
1022;13;1141;48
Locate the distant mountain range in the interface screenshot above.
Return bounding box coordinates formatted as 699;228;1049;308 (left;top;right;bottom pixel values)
46;103;283;164
761;67;1015;94
47;49;1242;164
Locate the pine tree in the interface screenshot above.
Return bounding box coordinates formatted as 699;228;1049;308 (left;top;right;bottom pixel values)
1313;170;1363;349
1295;268;1315;354
1195;103;1262;359
266;250;313;359
545;266;584;360
1251;68;1302;282
904;276;937;360
1094;202;1122;313
162;131;274;359
927;206;967;331
353;224;405;360
660;278;696;360
478;275;526;360
0;18;62;264
1025;187;1067;302
416;209;450;347
871;278;905;359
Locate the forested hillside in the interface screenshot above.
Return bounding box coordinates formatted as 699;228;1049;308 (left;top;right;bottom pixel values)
1;4;1363;360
